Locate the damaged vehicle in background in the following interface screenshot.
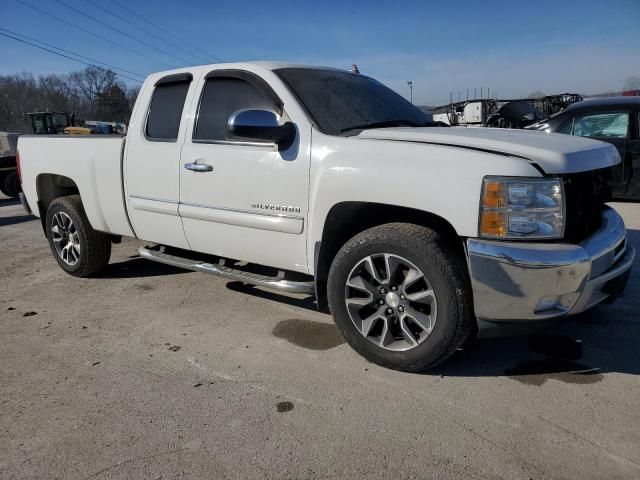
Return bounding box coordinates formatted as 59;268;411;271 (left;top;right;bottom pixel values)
527;97;640;200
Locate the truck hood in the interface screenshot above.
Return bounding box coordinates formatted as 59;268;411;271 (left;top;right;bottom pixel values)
356;127;620;174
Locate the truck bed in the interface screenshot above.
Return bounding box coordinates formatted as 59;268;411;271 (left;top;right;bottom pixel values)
18;135;134;237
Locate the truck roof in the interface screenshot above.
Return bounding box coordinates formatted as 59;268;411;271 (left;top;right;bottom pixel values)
145;61;347;82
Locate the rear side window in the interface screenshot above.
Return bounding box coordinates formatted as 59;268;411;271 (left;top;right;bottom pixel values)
572;111;629;139
146;77;191;141
194;77;275;142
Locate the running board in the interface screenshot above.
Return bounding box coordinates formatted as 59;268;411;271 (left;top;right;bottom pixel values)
138;245;315;295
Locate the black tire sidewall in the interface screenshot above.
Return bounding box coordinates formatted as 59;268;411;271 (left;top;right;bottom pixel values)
3;171;20;198
328;228;466;371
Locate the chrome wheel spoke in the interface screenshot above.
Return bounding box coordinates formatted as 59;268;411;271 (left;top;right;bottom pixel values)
361;309;385;337
346;275;375;295
402;267;424;290
404;307;435;333
378;318;393;347
363;256;387;285
406;288;436;304
399;316;419;346
346;296;372;307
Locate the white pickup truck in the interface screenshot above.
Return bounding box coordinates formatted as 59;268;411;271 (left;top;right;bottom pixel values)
17;62;634;371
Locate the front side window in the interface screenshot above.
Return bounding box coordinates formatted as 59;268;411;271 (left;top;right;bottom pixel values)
194;77;275;142
275;67;430;135
572;110;630;139
146;79;191;141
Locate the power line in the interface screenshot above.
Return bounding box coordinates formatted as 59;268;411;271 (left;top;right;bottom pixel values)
110;0;223;63
15;0;175;69
54;0;191;66
85;0;206;65
0;27;146;80
0;31;142;83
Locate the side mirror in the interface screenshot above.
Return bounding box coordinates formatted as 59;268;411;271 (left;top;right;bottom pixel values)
227;109;295;149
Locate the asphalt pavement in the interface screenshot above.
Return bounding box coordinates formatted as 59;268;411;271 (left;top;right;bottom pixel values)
1;194;639;479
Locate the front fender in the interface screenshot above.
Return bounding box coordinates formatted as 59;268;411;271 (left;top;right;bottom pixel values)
306;133;542;273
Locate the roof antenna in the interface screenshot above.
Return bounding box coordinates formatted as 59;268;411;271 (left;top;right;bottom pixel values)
350;64;360;74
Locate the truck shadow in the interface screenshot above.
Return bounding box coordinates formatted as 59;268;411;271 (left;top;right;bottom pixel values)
102;257;189;278
0;197;20;207
225;281;326;313
433;303;640;384
0;214;35;227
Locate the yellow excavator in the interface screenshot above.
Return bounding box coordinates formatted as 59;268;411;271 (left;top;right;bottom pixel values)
27;112;91;135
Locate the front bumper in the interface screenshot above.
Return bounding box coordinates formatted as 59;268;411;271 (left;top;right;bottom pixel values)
467;206;634;321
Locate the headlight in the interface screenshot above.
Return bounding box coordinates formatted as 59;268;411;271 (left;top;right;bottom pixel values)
479;177;564;239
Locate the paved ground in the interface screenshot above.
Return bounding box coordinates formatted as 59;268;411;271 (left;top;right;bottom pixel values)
1;194;639;480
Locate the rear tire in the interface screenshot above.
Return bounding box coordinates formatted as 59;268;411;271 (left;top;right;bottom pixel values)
2;171;21;198
0;174;8;196
327;223;474;372
46;195;111;277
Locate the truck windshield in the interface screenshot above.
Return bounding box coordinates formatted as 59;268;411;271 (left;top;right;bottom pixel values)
275;67;432;136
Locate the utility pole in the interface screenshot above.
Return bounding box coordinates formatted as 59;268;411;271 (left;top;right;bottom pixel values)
407;81;413;104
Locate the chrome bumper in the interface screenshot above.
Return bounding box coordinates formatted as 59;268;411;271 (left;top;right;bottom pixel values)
467;206;634;321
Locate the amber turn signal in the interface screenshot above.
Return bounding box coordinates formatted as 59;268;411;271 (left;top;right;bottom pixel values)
480;211;507;237
482;181;506;209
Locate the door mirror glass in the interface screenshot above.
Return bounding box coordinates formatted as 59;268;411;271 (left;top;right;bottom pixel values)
227;109;295;148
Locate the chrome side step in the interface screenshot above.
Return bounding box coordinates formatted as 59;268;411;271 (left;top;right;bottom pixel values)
138;245;315;295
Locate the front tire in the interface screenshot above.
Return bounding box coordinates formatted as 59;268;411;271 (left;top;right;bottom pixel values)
46;195;111;277
327;223;474;372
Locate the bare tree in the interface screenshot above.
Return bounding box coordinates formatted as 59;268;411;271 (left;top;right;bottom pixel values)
0;66;136;133
68;66;117;110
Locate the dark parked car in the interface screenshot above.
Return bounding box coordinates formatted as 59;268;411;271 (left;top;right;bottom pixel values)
526;97;640;200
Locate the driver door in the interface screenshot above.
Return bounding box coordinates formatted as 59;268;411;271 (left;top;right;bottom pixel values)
179;69;311;272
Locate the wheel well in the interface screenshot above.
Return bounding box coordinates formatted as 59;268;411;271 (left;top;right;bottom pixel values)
35;174;80;233
314;202;463;308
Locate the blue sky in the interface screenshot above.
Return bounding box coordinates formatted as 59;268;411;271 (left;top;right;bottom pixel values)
1;0;639;105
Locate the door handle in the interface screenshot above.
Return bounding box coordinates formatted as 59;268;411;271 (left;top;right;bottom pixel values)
184;161;213;172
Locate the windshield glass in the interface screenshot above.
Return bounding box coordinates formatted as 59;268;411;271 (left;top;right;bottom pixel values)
275;68;430;135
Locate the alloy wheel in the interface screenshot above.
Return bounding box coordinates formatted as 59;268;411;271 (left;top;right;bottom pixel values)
344;253;437;351
51;212;81;266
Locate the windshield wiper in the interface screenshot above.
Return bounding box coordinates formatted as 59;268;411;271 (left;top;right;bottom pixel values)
340;119;427;134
